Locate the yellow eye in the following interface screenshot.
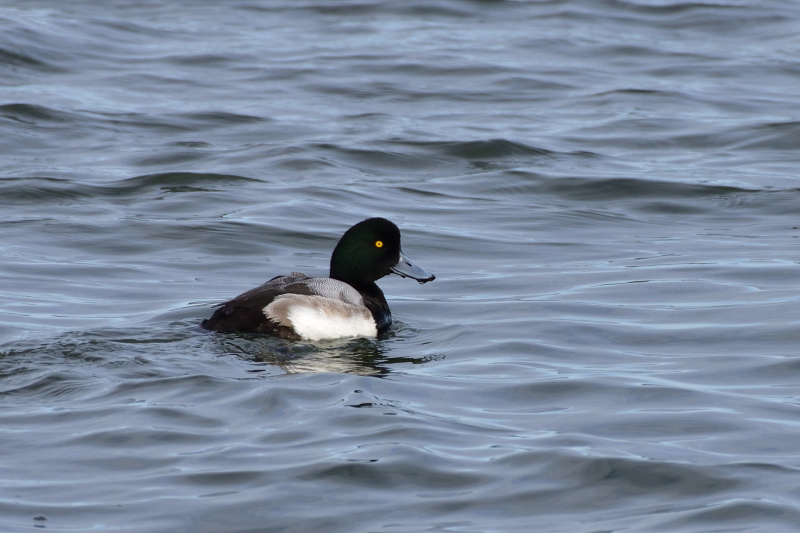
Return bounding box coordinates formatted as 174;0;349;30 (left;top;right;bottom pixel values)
375;240;383;248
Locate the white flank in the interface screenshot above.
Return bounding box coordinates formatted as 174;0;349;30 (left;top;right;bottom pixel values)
264;294;377;341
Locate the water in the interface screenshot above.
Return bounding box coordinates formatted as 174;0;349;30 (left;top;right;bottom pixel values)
2;1;800;531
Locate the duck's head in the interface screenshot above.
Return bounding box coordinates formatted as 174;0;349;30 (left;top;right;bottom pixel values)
330;218;435;286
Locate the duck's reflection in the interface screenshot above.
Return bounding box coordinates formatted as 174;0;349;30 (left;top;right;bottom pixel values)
213;327;441;376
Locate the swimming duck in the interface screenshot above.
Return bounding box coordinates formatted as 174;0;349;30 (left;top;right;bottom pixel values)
201;217;435;341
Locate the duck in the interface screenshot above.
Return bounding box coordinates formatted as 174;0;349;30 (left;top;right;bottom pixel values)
201;217;435;341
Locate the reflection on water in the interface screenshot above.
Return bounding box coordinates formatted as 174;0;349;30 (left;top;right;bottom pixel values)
213;324;443;376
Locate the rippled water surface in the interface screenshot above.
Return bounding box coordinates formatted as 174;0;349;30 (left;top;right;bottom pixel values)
3;1;800;531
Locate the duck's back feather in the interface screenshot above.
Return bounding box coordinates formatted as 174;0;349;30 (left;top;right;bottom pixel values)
201;272;378;338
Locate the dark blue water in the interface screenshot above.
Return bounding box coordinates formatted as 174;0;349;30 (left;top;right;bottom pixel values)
3;1;800;531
